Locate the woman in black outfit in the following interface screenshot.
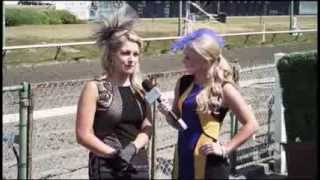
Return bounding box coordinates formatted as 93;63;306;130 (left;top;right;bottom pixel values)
76;6;151;179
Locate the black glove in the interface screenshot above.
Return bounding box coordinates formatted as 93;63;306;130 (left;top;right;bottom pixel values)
102;136;122;158
118;142;137;164
112;143;138;174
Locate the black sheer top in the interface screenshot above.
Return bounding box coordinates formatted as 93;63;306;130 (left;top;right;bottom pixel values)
92;78;148;165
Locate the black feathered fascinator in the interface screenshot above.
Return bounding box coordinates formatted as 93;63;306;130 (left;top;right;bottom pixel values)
95;3;139;48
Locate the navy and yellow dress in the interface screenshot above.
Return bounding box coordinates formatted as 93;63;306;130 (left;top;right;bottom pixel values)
173;75;231;180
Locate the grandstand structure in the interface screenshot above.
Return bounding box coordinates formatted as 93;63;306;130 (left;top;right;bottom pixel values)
5;1;317;21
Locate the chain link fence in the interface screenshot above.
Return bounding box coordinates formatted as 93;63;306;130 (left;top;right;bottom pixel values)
3;89;20;180
3;64;278;179
3;83;32;179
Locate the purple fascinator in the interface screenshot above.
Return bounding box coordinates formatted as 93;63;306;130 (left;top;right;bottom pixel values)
171;28;224;53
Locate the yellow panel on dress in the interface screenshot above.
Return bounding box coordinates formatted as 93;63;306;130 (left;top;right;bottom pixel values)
193;134;213;179
197;112;221;140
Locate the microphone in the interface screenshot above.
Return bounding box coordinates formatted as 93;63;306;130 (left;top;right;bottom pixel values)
142;79;188;130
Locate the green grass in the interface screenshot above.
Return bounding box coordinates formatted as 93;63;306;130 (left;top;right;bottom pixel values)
5;7;84;26
4;16;317;66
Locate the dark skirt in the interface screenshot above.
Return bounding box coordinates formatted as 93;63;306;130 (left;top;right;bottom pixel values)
205;154;230;179
88;150;149;179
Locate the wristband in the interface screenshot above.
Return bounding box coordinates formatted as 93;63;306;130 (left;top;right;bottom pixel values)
220;143;228;158
130;142;138;155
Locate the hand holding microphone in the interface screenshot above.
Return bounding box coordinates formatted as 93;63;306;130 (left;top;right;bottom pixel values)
142;79;188;130
157;97;171;115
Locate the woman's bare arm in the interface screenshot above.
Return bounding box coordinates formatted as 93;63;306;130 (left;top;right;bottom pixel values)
76;81;117;157
221;83;259;153
162;78;182;129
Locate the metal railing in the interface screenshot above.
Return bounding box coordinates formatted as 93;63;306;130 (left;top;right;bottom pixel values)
2;29;316;51
3;82;33;179
2;29;316;62
2;29;316;61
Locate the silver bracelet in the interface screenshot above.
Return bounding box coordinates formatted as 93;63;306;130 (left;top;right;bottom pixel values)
219;143;228;158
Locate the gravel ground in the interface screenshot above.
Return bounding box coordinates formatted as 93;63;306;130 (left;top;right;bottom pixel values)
3;43;317;86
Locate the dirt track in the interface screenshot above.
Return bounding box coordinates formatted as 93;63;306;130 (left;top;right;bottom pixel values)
3;43;317;86
3;42;317;179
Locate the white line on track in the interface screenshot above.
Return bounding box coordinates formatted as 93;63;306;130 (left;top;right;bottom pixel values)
3;91;175;124
3;78;275;124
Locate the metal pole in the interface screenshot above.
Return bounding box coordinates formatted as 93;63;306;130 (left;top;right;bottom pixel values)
262;2;268;24
150;102;156;179
229;113;237;175
229;68;240;175
3;1;5;47
3;85;24;91
185;1;190;18
184;0;190;35
27;84;33;179
150;77;157;179
217;1;220;14
274;53;288;175
259;2;263;25
262;22;266;43
178;1;182;36
18;82;29;179
289;0;294;30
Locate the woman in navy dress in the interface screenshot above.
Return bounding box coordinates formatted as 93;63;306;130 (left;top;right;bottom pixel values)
158;28;259;179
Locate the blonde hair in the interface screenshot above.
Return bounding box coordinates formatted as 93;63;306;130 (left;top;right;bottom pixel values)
187;34;234;114
94;7;145;98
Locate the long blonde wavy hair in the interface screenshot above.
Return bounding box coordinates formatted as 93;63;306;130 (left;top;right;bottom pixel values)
187;34;234;114
94;4;145;98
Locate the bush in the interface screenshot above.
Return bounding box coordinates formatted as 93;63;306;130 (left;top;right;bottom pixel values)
56;10;78;24
6;8;49;26
5;8;84;26
277;50;317;143
44;10;62;24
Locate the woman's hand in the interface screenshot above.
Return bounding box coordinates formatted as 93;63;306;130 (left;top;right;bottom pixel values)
199;142;228;157
94;147;119;158
118;142;137;163
104;148;119;158
157;97;171;116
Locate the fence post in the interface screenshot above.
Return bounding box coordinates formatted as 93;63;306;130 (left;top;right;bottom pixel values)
267;94;275;155
149;76;157;179
271;34;277;42
244;35;249;44
27;84;33;179
229;61;240;175
229;112;238;175
54;46;61;60
262;22;266;43
18;82;29;179
144;41;151;53
178;0;183;36
3;1;5;48
273;53;288;175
